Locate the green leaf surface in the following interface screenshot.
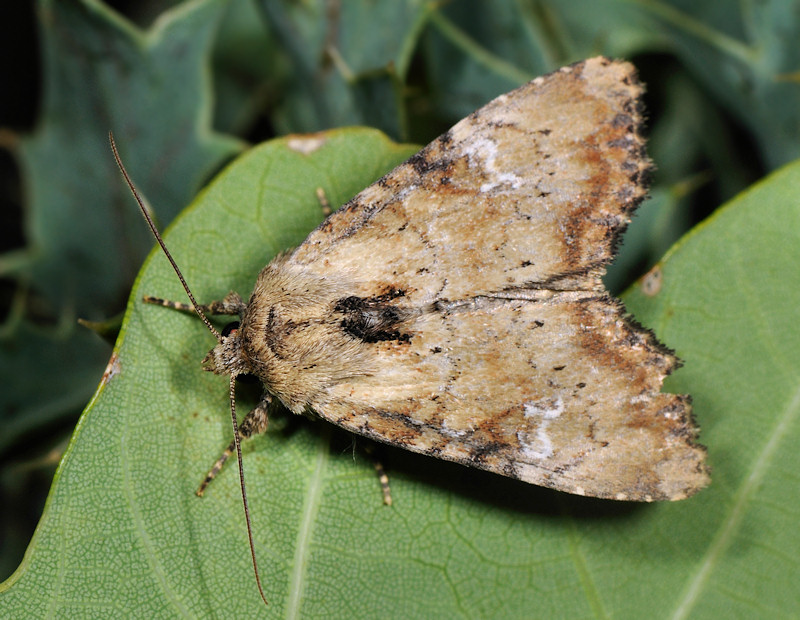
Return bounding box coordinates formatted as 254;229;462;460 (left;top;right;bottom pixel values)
624;159;800;618
3;129;797;617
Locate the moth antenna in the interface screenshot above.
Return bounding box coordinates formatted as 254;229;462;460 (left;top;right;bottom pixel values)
109;131;222;343
111;132;267;606
228;375;269;607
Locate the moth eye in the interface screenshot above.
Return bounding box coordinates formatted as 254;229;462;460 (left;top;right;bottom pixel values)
222;321;240;337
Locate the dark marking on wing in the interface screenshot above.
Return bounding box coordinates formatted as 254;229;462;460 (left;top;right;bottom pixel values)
335;291;413;343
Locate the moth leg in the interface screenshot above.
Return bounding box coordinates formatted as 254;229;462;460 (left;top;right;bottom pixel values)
196;392;272;497
315;187;332;216
362;443;393;506
143;291;245;316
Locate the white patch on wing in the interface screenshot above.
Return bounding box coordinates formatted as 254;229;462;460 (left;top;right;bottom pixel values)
441;418;469;439
517;396;565;460
459;136;522;193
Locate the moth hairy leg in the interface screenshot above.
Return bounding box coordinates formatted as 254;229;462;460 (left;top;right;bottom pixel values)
362;443;393;506
315;187;332;216
196;392;273;497
373;458;392;506
143;291;245;316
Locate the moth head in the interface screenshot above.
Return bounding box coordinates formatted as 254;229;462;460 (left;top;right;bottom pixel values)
202;321;252;378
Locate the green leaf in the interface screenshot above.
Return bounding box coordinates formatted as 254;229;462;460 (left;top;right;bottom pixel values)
1;129;415;617
0;0;242;510
4;129;797;617
0;321;109;454
257;0;432;138
19;0;242;314
423;0;662;123
623;159;800;618
627;0;800;169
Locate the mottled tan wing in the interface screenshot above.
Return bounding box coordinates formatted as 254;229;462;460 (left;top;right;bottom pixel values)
280;57;708;500
310;293;708;501
289;57;649;304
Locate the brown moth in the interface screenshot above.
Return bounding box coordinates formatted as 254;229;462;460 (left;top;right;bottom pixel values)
115;56;709;604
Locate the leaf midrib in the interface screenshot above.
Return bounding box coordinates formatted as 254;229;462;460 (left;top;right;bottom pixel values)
671;382;800;619
286;426;332;618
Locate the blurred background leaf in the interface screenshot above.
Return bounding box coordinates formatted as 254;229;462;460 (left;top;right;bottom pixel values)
1;0;798;616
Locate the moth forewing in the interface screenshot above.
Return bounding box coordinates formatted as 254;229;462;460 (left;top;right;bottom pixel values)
241;57;708;501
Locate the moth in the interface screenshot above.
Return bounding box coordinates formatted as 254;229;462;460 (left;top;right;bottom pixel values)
115;56;709;605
